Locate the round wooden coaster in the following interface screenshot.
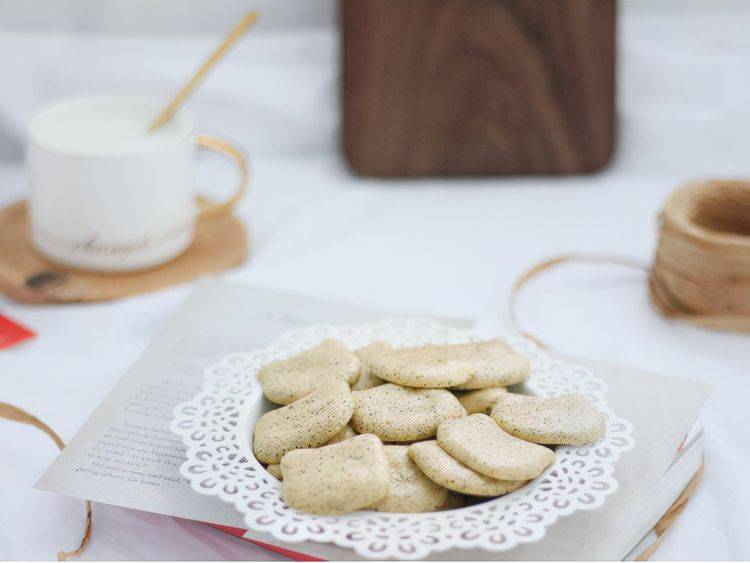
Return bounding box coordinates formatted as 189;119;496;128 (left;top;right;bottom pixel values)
0;200;248;303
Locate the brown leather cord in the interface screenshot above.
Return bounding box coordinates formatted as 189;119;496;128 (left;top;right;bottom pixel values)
509;180;750;347
508;253;649;349
0;402;92;560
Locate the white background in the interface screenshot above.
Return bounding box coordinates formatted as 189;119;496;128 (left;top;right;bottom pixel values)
1;1;749;560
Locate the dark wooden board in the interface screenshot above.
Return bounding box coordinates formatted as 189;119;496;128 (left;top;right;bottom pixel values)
342;0;616;177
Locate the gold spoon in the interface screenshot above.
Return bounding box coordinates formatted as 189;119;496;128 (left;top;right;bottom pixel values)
148;11;259;132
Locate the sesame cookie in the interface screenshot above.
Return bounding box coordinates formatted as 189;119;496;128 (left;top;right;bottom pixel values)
326;425;357;445
280;434;389;515
266;464;283;480
352;343;387;390
371;445;448;512
438;492;466;510
408;441;526;497
437;414;555;481
258;338;360;405
360;341;474;388
253;379;354;463
491;393;606;446
351;383;465;442
450;340;531;390
351;369;386;391
455;387;508;415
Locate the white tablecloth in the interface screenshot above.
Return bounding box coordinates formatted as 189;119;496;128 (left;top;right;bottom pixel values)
1;5;750;560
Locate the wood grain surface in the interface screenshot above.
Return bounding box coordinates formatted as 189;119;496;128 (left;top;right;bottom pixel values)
342;0;616;177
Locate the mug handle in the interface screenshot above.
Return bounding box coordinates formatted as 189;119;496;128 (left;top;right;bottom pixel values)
195;134;249;220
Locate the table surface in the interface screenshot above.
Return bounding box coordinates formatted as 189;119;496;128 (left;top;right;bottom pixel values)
1;7;750;560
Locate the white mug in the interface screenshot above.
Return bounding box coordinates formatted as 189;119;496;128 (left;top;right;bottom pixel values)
27;94;248;272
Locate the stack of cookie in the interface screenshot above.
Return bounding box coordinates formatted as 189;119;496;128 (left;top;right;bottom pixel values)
252;338;605;515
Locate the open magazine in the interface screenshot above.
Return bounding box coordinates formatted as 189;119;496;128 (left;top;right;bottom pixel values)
36;280;713;560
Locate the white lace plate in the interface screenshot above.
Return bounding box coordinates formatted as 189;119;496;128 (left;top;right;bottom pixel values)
171;319;634;560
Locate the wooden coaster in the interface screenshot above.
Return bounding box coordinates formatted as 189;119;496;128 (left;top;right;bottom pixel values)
0;200;248;304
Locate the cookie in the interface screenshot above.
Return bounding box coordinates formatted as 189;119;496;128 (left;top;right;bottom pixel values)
408;441;526;497
491;393;606;446
280;434;389;515
361;341;474;388
351;383;464;442
326;425;357;445
370;445;448;512
253;379;354;463
455;387;508;415
438;492;466;510
451;340;531;390
437;414;555;481
352;369;385;391
258;338;360;405
352;343;387;390
266;464;283;480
